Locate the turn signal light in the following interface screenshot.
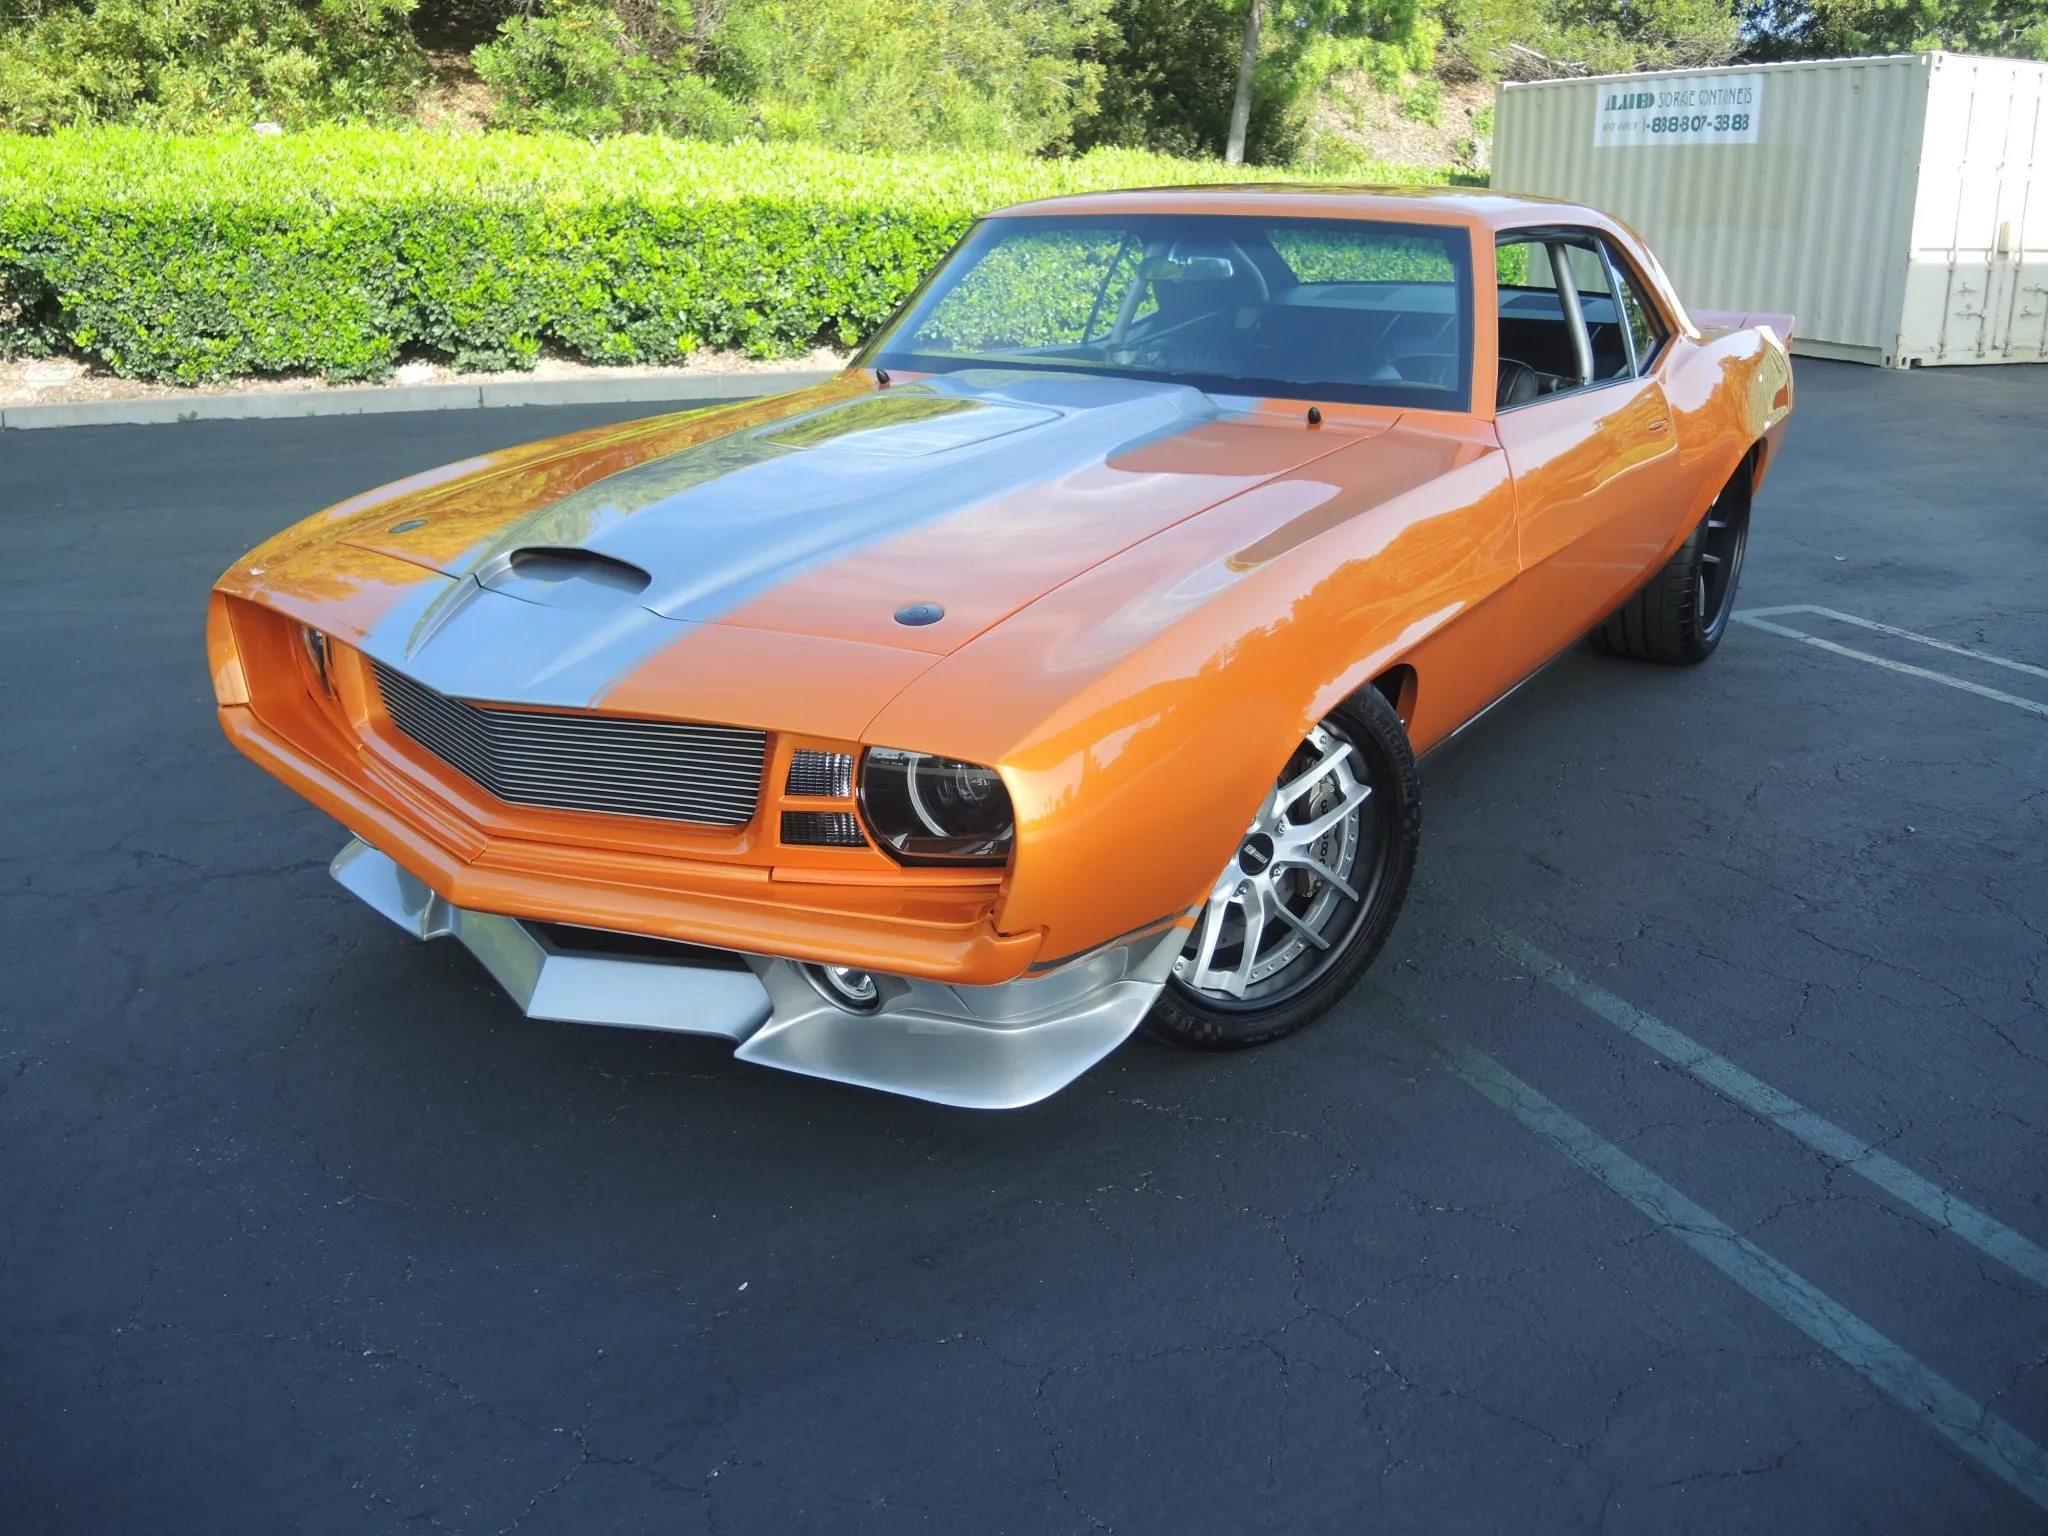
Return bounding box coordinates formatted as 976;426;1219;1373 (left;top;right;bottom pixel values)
296;624;337;700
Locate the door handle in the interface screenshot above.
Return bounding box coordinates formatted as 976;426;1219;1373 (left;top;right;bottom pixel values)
1646;418;1669;433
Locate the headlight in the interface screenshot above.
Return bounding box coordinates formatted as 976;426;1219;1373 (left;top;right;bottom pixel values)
858;748;1014;865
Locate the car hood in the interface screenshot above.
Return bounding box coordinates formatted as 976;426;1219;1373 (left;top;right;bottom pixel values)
292;371;1367;715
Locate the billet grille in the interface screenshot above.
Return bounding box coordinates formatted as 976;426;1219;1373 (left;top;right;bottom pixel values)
786;748;854;799
372;660;766;826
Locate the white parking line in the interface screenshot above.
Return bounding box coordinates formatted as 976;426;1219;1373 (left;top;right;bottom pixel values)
1419;886;2048;1292
1373;983;2048;1514
1733;605;2048;719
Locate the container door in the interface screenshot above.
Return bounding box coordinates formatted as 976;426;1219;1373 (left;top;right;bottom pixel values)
1918;58;2048;363
1999;65;2048;361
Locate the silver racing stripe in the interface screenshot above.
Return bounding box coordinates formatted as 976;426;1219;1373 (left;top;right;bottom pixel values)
353;373;1230;709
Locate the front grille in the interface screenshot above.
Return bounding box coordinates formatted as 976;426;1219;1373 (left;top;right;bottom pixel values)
372;660;766;826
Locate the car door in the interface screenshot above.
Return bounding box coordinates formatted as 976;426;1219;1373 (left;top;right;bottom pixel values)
1493;230;1684;664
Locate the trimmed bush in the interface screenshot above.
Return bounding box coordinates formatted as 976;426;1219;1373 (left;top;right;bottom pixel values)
0;127;1474;383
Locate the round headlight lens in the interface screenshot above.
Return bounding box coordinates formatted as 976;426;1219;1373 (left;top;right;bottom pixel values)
859;748;1014;865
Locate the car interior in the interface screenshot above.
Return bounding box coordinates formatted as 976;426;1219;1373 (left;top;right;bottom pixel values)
1082;239;1469;395
1494;234;1665;407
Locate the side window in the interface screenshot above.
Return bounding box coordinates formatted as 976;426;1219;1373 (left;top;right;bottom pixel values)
1605;242;1670;373
1495;232;1631;405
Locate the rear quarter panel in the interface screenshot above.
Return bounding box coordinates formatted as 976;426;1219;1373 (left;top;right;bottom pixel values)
1660;322;1796;539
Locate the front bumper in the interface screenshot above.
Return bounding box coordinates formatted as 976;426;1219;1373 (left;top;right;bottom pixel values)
332;839;1177;1109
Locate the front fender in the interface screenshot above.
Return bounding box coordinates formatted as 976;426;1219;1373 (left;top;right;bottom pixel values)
867;424;1517;966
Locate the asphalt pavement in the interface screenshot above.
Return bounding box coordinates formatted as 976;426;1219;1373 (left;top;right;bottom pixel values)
3;362;2045;1533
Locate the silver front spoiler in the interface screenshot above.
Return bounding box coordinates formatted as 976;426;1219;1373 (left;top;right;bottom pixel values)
330;840;1176;1109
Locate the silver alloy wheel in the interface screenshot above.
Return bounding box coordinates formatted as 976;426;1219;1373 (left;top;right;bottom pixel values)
1172;724;1376;1003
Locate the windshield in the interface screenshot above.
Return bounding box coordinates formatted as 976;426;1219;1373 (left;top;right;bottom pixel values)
860;213;1475;412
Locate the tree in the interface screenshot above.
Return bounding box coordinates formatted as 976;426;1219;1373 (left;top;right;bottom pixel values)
1077;0;1251;158
1214;0;1411;163
1226;0;1264;163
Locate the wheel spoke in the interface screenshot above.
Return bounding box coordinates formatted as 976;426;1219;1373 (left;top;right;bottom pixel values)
1294;775;1372;842
1277;741;1352;806
1271;899;1332;951
1701;551;1723;565
1280;852;1358;901
1228;885;1267;995
1189;883;1232;987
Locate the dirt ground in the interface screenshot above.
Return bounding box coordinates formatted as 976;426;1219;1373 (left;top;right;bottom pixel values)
1307;75;1495;173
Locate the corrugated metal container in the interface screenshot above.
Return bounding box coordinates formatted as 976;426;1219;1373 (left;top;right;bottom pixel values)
1492;53;2048;365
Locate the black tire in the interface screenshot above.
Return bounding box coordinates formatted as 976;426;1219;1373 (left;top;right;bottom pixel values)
1142;687;1420;1052
1593;470;1752;665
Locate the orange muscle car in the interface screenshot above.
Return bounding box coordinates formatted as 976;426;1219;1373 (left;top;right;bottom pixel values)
211;187;1794;1108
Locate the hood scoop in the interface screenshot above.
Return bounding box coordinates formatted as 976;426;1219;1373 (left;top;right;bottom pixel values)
476;547;653;611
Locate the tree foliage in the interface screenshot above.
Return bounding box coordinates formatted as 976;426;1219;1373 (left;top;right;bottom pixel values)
1080;0;1257;157
1743;0;2048;59
2;0;2043;152
713;0;1112;152
0;0;423;130
1441;0;1740;76
472;0;747;136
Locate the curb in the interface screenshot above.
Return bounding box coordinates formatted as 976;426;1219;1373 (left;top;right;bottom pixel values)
0;369;839;431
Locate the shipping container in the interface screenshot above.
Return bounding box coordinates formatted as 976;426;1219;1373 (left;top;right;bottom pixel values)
1492;53;2048;365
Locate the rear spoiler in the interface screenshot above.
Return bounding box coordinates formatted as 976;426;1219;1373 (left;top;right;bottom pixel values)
1691;308;1797;348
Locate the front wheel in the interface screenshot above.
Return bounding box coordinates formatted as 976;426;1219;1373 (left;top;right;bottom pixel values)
1142;687;1420;1052
1594;473;1752;665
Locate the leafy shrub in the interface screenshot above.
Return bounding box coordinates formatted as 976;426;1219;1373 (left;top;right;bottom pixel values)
712;0;1111;155
473;0;751;137
0;127;1473;382
0;0;424;132
1397;75;1441;125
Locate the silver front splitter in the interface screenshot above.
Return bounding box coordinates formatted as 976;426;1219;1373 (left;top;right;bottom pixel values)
329;839;1176;1109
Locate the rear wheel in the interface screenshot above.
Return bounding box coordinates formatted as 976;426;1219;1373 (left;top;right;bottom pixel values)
1142;688;1419;1051
1594;472;1751;665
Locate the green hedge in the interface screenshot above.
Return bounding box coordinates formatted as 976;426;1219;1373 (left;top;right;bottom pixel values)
0;128;1475;383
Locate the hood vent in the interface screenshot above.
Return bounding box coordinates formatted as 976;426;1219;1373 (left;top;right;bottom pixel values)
476;547;653;611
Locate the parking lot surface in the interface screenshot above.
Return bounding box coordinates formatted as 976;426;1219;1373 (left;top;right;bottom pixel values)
4;362;2045;1533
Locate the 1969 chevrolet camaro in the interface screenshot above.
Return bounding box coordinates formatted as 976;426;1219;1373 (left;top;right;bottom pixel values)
210;186;1794;1108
